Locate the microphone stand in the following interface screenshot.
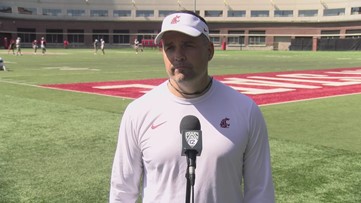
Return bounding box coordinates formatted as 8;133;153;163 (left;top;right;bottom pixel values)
185;150;197;203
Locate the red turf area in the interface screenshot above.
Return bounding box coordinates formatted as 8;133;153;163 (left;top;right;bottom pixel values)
41;68;361;105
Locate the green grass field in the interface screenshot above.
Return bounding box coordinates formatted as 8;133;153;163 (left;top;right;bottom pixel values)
1;48;360;203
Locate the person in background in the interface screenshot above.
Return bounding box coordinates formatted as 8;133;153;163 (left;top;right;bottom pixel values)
94;39;99;54
32;39;38;54
100;38;105;55
63;40;69;49
109;10;275;203
3;37;8;50
40;37;47;55
0;57;6;71
15;37;22;56
7;39;15;55
134;38;143;54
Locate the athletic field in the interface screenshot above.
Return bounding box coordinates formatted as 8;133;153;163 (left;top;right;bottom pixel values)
0;48;360;203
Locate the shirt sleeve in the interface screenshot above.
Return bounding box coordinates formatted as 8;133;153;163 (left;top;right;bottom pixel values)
243;102;275;203
109;106;143;203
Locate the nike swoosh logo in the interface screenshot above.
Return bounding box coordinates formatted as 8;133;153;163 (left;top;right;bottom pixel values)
151;121;167;129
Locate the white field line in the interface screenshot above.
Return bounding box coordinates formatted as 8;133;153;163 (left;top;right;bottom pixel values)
0;79;134;100
259;92;361;107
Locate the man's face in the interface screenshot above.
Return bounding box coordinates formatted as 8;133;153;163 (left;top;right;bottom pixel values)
161;31;214;84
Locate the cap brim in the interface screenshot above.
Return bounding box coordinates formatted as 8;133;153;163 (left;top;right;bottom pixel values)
154;25;202;44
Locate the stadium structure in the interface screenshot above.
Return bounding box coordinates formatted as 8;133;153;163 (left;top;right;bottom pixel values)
1;0;361;50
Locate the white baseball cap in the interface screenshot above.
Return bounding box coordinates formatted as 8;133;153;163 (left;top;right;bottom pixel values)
154;12;210;44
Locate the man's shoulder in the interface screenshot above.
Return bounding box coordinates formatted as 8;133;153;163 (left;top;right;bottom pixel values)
213;79;255;104
130;81;168;105
124;81;168;116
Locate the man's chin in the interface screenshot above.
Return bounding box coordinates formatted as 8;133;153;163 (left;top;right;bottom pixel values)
173;76;185;83
172;70;195;82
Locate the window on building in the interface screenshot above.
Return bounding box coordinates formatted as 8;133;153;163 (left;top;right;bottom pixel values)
227;30;245;45
90;10;108;17
113;10;131;17
159;10;177;17
17;28;36;43
251;10;269;17
321;30;340;39
323;8;345;16
0;5;12;13
136;10;154;17
67;29;84;43
113;30;130;44
248;31;266;45
351;7;361;15
67;9;85;16
227;10;246;17
205;10;223;17
274;10;293;17
298;9;318;17
345;30;361;38
137;30;155;40
18;7;36;15
209;30;220;44
43;8;61;16
46;29;63;43
93;29;109;42
274;36;291;43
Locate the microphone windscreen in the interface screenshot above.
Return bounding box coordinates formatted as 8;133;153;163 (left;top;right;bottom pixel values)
179;115;201;134
180;115;202;156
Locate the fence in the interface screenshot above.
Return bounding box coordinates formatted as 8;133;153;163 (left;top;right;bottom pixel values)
2;31;361;51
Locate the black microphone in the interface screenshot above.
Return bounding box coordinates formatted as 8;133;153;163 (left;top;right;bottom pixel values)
180;115;202;186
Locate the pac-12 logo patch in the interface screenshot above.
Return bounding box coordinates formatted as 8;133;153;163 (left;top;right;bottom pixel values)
185;131;199;148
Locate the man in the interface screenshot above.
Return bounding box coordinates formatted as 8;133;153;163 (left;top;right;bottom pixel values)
0;57;6;71
134;38;144;54
40;37;47;55
32;39;38;54
94;39;99;54
110;11;275;203
7;38;15;55
100;38;105;55
15;37;22;56
63;39;69;49
3;37;8;50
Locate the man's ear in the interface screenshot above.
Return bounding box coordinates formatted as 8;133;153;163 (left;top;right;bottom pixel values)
208;42;214;61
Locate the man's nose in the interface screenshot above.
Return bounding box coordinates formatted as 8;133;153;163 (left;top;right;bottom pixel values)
174;48;186;61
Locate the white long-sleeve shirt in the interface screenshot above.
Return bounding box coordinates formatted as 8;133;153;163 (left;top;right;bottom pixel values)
110;79;275;203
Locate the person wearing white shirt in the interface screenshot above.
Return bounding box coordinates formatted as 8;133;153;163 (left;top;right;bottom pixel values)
110;10;275;203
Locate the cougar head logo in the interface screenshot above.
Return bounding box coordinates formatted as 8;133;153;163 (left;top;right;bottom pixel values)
220;117;230;128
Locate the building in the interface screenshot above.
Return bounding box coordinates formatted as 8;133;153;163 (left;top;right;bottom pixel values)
1;0;361;50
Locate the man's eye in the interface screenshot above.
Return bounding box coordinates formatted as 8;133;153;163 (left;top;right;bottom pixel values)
165;46;174;51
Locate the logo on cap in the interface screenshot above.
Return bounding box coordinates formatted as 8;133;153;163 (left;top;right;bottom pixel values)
171;15;181;24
